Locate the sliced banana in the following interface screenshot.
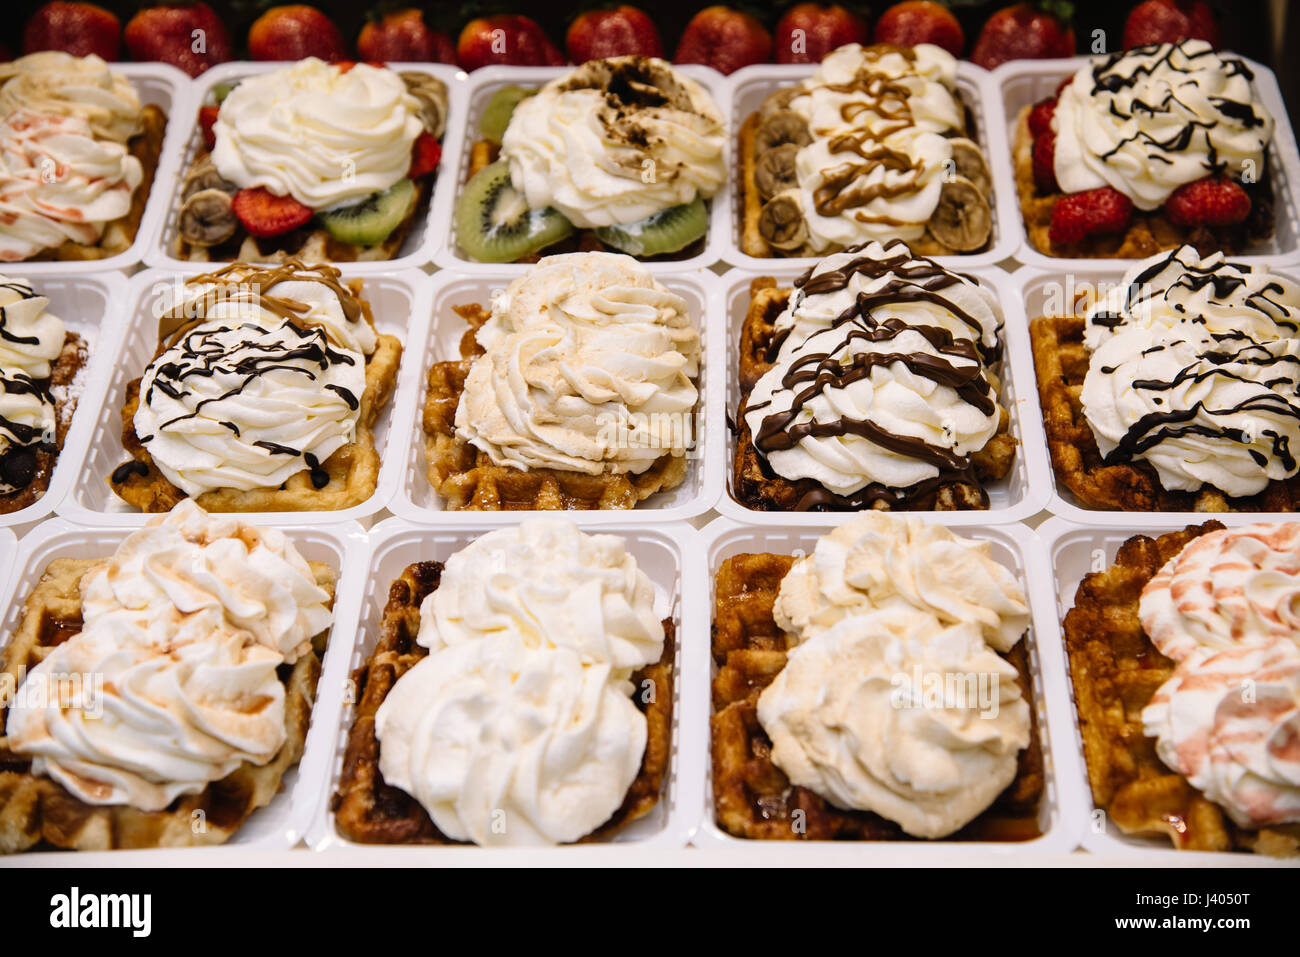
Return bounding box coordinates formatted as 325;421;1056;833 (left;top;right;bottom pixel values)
947;138;992;199
755;143;800;200
756;110;811;153
402;71;449;139
759;86;799;118
179;188;237;247
181;155;236;201
759;189;809;252
927;175;991;252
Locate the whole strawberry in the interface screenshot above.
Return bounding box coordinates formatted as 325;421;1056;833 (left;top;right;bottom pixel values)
1123;0;1220;49
873;1;964;57
358;8;457;64
1166;175;1250;227
125;3;232;77
675;5;772;75
775;4;869;65
567;6;663;62
248;5;348;62
972;2;1075;71
1027;97;1057;138
458;15;565;70
23;1;120;60
1049;187;1133;245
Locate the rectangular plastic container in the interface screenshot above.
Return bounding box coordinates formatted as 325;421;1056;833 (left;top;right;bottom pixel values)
387;269;724;524
431;64;729;275
692;516;1083;858
1010;260;1300;526
1034;515;1292;865
0;271;130;529
17;62;193;275
720;62;1019;270
0;516;370;858
991;54;1300;269
305;516;705;853
144;61;467;274
714;264;1051;525
56;267;430;526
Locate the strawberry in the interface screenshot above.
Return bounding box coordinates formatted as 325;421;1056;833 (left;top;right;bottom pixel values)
408;131;441;179
674;6;772;75
1123;0;1220;50
248;5;347;62
232;188;314;238
1049;187;1133;245
1165;175;1250;227
1027;97;1056;138
198;104;219;151
972;2;1075;71
358;8;457;64
567;6;663;63
457;15;565;71
872;1;964;57
775;4;870;64
1032;132;1058;194
23;2;120;60
124;3;232;77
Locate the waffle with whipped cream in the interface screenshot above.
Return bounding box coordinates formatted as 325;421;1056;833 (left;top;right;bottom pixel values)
109;261;400;513
0;503;335;853
1031;246;1300;511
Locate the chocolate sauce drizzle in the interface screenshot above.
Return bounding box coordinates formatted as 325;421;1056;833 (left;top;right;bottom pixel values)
0;280;57;493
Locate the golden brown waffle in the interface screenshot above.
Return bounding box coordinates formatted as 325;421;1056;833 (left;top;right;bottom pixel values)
24;104;166;263
1029;310;1300;511
332;560;675;844
0;332;86;515
422;303;690;510
710;552;1044;841
1013;105;1275;259
1063;522;1300;855
733;279;1016;512
0;556;335;853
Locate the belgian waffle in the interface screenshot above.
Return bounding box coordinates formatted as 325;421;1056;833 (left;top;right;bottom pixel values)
1062;522;1300;855
0;331;86;515
0;556;335;853
733;278;1017;512
332;560;675;844
1029;310;1300;511
422;303;690;510
710;551;1044;841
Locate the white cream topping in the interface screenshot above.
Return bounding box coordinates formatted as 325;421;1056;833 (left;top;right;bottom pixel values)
0;275;65;492
0;52;143;144
454;252;700;476
1053;40;1273;210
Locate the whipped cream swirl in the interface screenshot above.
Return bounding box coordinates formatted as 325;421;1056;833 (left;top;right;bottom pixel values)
0;276;66;493
0;52;143;144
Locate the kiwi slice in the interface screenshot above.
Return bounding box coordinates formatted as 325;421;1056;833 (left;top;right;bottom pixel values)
212;82;238;104
317;178;416;246
594;196;708;257
480;85;536;144
456;161;573;263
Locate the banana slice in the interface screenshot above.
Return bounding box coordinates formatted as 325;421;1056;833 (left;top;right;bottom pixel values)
755;143;800;200
756;110;811;153
947;138;992;199
927;175;991;252
181;155;236;201
759;86;798;117
179;189;237;247
759;189;809;252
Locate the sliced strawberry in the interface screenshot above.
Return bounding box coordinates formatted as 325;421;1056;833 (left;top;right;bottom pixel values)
1166;175;1251;227
1028;97;1057;139
1049;187;1134;246
198;104;219;151
408;132;441;180
231;188;313;238
1033;132;1058;194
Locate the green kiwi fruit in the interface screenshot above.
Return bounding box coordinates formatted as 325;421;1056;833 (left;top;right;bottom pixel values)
317;178;416;246
456;161;574;263
594;196;708;257
212;82;238;104
480;85;536;144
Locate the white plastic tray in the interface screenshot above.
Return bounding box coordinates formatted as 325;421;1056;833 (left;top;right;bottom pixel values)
431;64;730;275
693;516;1083;858
0;516;370;858
720;62;1019;270
714;264;1051;525
990;54;1300;269
0;528;14;584
388;269;724;524
143;61;467;274
16;62;193;275
305;517;704;853
0;271;130;528
56;266;430;526
1035;515;1295;865
1009;260;1300;526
